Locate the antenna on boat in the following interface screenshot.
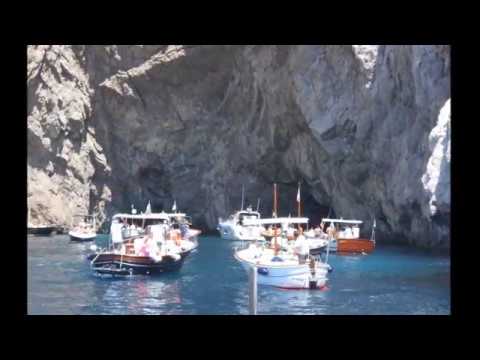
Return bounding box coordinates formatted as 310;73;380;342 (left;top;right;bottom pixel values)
273;183;278;218
241;185;245;211
296;181;301;218
371;216;376;243
273;183;279;255
256;198;260;212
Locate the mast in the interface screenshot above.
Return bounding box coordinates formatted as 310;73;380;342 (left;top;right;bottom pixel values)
297;182;301;218
241;185;245;211
371;216;376;243
273;183;278;255
273;183;277;218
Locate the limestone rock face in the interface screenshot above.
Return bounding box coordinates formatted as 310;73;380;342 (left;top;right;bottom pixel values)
27;45;450;248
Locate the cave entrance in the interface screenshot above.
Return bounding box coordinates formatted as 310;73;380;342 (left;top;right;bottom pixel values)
253;182;333;229
301;191;333;228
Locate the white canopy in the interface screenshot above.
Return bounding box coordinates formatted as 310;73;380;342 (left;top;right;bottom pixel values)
242;217;309;226
164;212;187;218
321;218;363;225
112;213;170;221
238;210;261;216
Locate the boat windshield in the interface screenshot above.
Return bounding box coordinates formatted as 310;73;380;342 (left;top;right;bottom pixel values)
239;213;259;220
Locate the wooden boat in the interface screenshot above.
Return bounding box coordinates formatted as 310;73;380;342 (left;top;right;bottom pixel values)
234;183;332;290
235;245;330;289
322;218;376;254
89;206;200;276
27;206;56;236
27;225;56;236
337;238;375;253
88;251;190;275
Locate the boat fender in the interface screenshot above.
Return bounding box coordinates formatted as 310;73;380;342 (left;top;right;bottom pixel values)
170;253;181;261
327;264;333;273
257;267;269;275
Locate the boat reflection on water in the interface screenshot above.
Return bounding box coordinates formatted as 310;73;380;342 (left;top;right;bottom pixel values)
257;286;329;315
95;277;182;315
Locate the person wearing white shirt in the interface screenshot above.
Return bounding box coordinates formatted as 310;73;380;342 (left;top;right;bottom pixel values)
110;219;124;250
294;227;309;264
345;226;353;239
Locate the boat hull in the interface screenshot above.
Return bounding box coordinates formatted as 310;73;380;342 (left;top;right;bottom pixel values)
27;226;56;236
69;231;96;242
89;250;192;275
234;253;328;289
309;246;326;256
337;238;375;253
218;223;264;241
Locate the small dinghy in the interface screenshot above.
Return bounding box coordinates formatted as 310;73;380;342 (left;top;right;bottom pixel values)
69;214;97;242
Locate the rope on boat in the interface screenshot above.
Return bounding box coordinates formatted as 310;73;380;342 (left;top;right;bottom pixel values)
90;252;101;268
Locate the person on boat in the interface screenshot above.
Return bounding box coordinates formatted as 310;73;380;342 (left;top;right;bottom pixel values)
294;227;309;264
344;226;353;238
327;223;335;237
111;218;124;250
179;222;188;239
169;225;182;246
352;225;360;238
286;225;295;241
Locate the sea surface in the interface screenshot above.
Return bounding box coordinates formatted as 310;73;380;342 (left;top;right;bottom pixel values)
28;234;450;315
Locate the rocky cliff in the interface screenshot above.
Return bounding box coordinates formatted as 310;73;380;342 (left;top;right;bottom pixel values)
27;45;450;248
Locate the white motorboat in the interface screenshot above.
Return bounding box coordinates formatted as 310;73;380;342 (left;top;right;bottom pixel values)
217;186;265;241
234;244;329;289
234;183;331;290
69;214;97;242
218;207;265;241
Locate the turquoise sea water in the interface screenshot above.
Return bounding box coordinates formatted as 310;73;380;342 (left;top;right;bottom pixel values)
27;234;450;315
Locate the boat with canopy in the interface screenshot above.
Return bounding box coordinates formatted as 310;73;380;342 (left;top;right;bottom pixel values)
321;217;376;253
234;183;331;289
88;201;200;276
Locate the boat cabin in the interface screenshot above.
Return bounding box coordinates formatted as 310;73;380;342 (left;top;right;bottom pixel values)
237;210;261;226
321;218;362;239
243;217;309;230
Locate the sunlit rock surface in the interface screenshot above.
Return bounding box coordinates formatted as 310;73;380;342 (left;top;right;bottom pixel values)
27;45;450;248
